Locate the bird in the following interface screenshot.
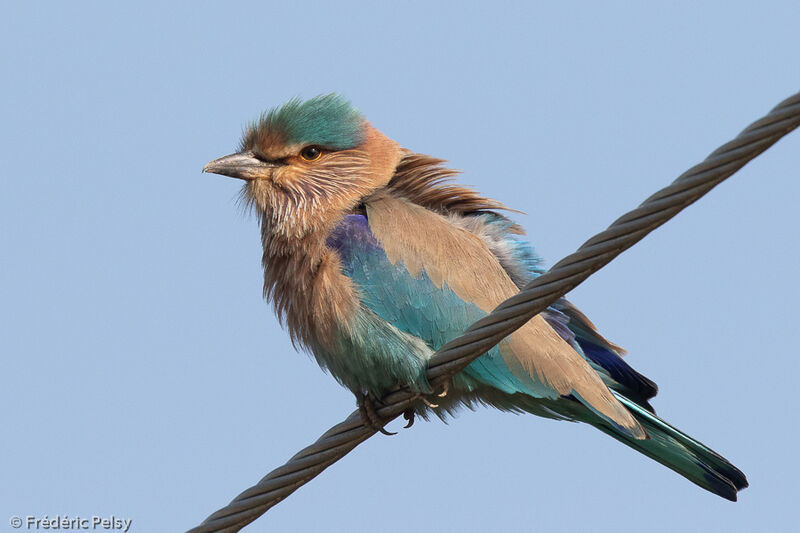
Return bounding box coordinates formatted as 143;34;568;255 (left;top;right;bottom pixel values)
203;94;747;501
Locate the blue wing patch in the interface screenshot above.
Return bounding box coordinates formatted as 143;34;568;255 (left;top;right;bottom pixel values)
327;214;546;397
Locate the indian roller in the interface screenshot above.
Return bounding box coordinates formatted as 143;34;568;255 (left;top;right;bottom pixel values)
203;94;747;501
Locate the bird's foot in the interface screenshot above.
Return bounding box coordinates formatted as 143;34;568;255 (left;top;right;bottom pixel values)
405;382;450;426
357;393;397;436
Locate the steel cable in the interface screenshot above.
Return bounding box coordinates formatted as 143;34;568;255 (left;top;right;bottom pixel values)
189;91;800;533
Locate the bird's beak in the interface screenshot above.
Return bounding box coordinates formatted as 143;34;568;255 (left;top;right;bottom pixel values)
202;151;277;181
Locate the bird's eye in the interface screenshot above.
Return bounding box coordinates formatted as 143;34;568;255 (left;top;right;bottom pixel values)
300;146;322;161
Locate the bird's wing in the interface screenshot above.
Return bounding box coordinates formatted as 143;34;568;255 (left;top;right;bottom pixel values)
550;300;659;410
384;153;657;412
463;211;661;411
340;191;645;438
328;213;537;399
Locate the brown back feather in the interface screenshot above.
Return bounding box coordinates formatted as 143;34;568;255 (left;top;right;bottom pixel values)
386;152;523;233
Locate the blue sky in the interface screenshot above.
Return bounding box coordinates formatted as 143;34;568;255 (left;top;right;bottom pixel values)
1;2;798;532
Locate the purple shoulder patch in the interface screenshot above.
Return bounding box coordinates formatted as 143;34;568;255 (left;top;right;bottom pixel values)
326;214;381;254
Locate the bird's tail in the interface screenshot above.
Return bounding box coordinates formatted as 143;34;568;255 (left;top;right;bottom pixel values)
593;393;748;501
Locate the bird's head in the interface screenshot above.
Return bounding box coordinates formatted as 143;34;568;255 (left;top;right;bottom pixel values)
204;94;403;239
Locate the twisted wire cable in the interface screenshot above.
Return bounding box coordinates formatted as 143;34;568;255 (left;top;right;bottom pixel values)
189;91;800;533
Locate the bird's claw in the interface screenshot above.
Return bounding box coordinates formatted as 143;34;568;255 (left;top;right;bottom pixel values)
421;397;438;408
419;381;450;408
403;408;415;428
358;393;397;436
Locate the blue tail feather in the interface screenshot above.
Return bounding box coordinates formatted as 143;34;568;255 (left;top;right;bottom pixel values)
595;392;748;500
